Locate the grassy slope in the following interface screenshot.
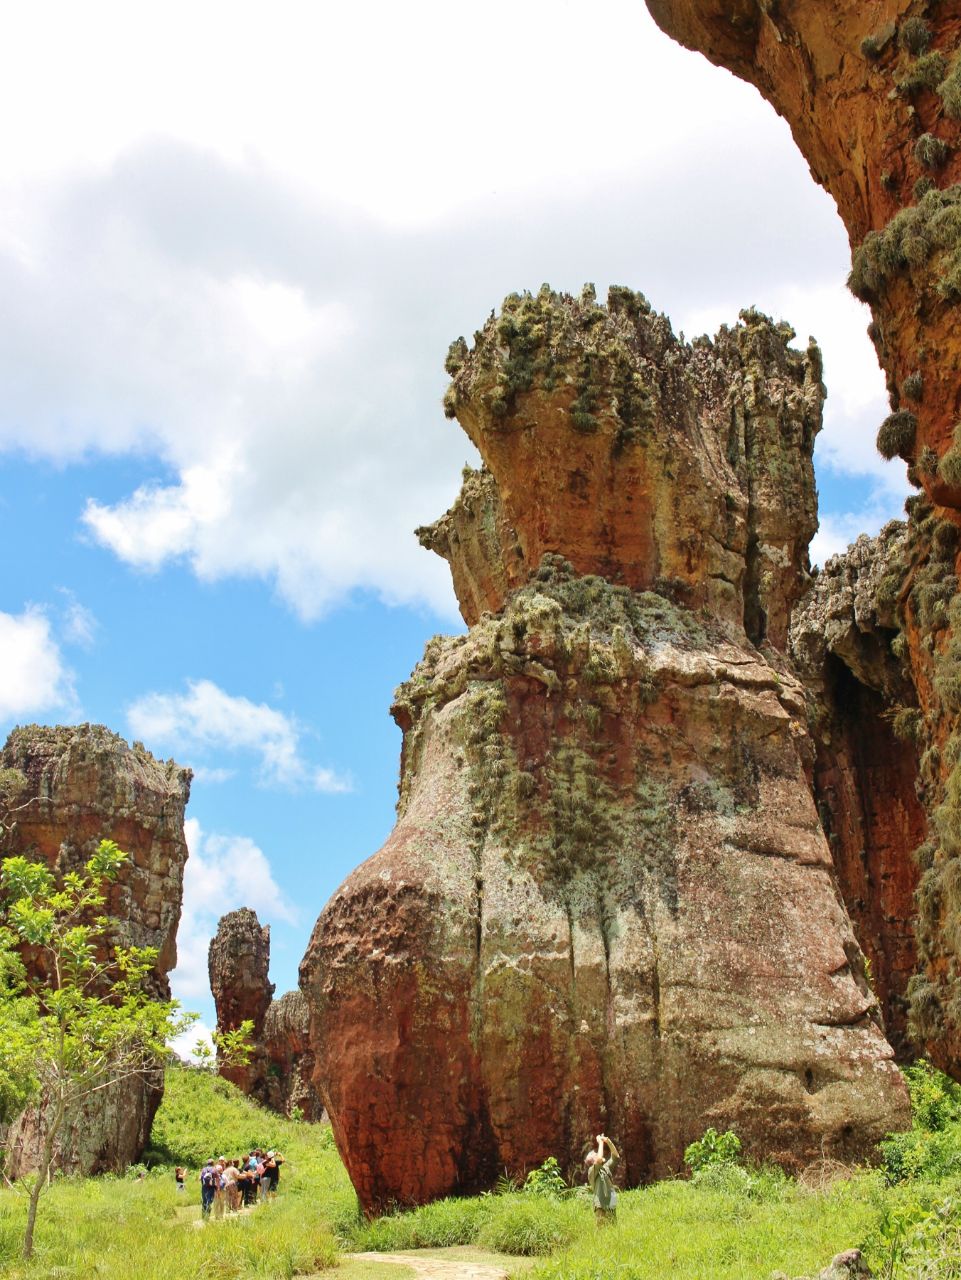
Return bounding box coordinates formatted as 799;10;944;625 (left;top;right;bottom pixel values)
3;1063;961;1278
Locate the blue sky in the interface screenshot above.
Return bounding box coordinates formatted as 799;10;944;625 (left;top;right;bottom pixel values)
0;0;907;1044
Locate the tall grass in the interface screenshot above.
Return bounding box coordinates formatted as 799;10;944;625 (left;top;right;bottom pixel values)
0;1065;355;1277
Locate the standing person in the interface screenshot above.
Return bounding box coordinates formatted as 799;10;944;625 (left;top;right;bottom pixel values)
261;1151;277;1199
212;1161;227;1220
200;1160;216;1218
223;1160;241;1212
585;1133;619;1224
175;1165;186;1193
267;1151;285;1198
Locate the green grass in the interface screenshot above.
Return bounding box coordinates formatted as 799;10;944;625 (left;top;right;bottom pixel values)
8;1063;961;1278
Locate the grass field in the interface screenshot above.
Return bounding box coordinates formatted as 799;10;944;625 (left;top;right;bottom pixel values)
1;1062;961;1278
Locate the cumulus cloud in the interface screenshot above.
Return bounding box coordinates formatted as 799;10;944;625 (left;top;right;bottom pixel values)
0;608;76;721
170;817;296;1004
0;3;904;614
127;678;350;791
167;1019;214;1064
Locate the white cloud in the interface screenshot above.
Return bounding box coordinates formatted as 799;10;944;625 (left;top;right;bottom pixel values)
57;590;98;649
170;817;296;1003
0;4;901;615
168;1019;214;1065
127;678;350;792
0;608;76;721
190;765;235;785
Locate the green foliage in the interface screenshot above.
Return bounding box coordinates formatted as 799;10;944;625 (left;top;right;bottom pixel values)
877;411;917;460
684;1127;742;1174
149;1065;337;1171
351;1193;582;1257
522;1157;570;1199
880;1061;961;1185
0;841;198;1256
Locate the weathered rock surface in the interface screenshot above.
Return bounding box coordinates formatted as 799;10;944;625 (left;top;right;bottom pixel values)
301;288;910;1214
0;723;191;1175
645;0;961;482
644;0;961;1082
210;909;323;1120
792;528;926;1057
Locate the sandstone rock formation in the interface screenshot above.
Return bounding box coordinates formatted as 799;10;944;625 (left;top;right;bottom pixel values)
301;287;910;1214
210;908;323;1120
0;723;191;1175
644;0;961;1086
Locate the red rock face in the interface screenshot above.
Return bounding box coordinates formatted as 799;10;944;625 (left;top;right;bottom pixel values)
210;909;324;1120
301;289;910;1215
0;723;191;1175
645;0;961;484
646;0;961;1080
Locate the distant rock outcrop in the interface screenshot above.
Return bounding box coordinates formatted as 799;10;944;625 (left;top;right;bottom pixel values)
209;908;323;1121
301;287;910;1214
0;723;191;1175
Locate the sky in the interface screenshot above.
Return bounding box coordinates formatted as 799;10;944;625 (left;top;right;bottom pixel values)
0;0;908;1050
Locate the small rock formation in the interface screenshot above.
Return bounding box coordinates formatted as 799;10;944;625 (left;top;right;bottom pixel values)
301;287;910;1214
209;909;323;1120
0;723;191;1175
645;0;961;1084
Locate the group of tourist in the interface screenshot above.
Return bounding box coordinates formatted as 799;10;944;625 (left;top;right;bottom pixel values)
187;1150;286;1217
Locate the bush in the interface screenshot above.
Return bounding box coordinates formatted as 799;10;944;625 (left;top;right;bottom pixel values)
523;1156;571;1198
684;1128;742;1173
879;1061;961;1184
897;50;947;95
939;56;961;119
899;17;932;55
915;134;950;170
877;411;918;460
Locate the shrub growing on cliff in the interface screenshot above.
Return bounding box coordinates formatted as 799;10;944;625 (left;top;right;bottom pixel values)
899;17;932;56
915;133;950;171
896;50;947;95
877;411;918;460
0;840;194;1259
938;55;961;119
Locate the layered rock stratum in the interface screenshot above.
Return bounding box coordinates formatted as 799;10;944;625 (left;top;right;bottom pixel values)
210;908;323;1121
644;0;961;1089
0;723;191;1175
301;287;910;1213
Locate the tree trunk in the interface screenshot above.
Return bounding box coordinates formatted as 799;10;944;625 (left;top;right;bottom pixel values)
22;1151;48;1260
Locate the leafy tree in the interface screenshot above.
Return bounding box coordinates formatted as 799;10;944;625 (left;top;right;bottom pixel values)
0;839;195;1259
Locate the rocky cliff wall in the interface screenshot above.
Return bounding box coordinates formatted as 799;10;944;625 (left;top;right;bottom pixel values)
644;0;961;1085
0;724;191;1175
209;909;323;1121
300;287;910;1214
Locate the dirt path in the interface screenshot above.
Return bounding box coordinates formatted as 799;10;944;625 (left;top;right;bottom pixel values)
346;1250;510;1280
